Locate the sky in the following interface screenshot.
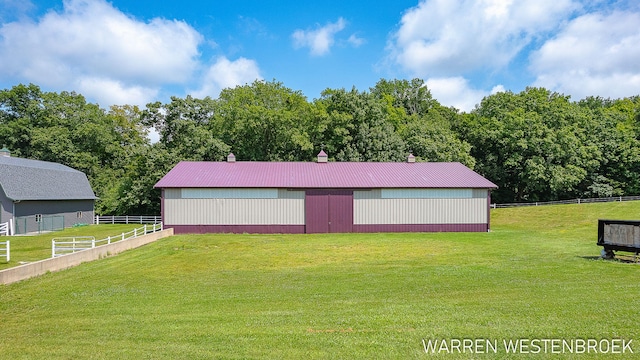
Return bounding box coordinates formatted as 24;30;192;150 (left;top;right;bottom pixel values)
1;0;639;112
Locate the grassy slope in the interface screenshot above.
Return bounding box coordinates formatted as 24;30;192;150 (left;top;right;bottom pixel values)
0;224;146;270
1;202;639;359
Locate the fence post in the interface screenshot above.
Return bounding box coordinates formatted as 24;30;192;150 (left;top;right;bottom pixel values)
122;233;125;241
144;224;147;234
107;236;111;244
126;215;129;224
96;215;99;225
6;241;9;262
134;228;137;238
92;239;95;248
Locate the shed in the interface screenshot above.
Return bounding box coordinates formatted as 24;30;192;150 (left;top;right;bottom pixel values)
154;153;497;234
0;149;97;235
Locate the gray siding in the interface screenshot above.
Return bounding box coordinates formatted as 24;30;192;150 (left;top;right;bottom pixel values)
182;188;279;199
0;186;11;224
14;200;95;234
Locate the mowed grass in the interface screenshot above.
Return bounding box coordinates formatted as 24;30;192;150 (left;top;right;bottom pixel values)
1;202;640;359
0;224;146;270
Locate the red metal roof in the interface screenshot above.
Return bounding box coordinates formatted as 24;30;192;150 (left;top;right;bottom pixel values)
154;161;497;189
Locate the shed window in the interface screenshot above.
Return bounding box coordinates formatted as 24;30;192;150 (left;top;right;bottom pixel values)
77;211;83;218
35;214;42;222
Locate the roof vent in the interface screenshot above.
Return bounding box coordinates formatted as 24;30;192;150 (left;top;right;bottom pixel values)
407;153;415;163
317;150;328;163
0;146;10;157
227;153;236;163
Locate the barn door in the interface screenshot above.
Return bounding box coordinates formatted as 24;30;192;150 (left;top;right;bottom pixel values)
305;190;353;233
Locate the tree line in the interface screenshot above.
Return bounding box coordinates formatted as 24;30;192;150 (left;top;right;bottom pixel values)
1;81;639;214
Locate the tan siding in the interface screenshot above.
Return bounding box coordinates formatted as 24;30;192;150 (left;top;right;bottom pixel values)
164;198;305;225
354;198;487;224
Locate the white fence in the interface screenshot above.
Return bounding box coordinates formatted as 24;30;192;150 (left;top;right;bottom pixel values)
52;222;163;258
492;195;640;209
0;221;11;236
51;236;95;258
0;240;8;262
95;215;161;224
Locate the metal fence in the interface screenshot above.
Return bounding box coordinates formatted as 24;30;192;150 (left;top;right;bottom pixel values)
14;215;64;235
95;215;161;224
492;195;640;209
52;222;163;257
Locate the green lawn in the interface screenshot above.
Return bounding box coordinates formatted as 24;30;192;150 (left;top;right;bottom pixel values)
0;224;148;270
1;202;640;359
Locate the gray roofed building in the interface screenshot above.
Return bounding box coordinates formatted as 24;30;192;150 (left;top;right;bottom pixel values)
0;149;96;235
0;156;97;201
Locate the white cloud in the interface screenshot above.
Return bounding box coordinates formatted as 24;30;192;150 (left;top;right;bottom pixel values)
75;77;158;107
348;34;365;47
389;0;577;77
426;77;503;111
191;57;262;98
530;11;640;99
292;18;347;56
0;0;202;105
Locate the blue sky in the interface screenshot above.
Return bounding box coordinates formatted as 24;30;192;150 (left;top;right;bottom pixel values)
1;0;639;111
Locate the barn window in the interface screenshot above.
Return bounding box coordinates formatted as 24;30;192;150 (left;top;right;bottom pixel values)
35;214;42;222
77;211;83;218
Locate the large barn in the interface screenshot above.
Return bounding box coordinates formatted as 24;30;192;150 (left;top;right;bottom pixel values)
154;152;497;234
0;148;97;235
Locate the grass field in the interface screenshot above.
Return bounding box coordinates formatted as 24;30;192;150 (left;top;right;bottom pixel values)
0;224;148;271
1;202;640;359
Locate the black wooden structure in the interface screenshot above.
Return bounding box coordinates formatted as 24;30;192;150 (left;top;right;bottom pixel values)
597;219;640;259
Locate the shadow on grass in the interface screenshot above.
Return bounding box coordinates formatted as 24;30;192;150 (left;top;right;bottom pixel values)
578;255;640;264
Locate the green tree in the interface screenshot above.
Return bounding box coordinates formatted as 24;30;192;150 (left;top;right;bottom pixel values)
577;96;640;197
460;88;601;203
371;79;474;166
142;95;229;161
0;84;150;215
313;87;406;161
211;80;314;161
